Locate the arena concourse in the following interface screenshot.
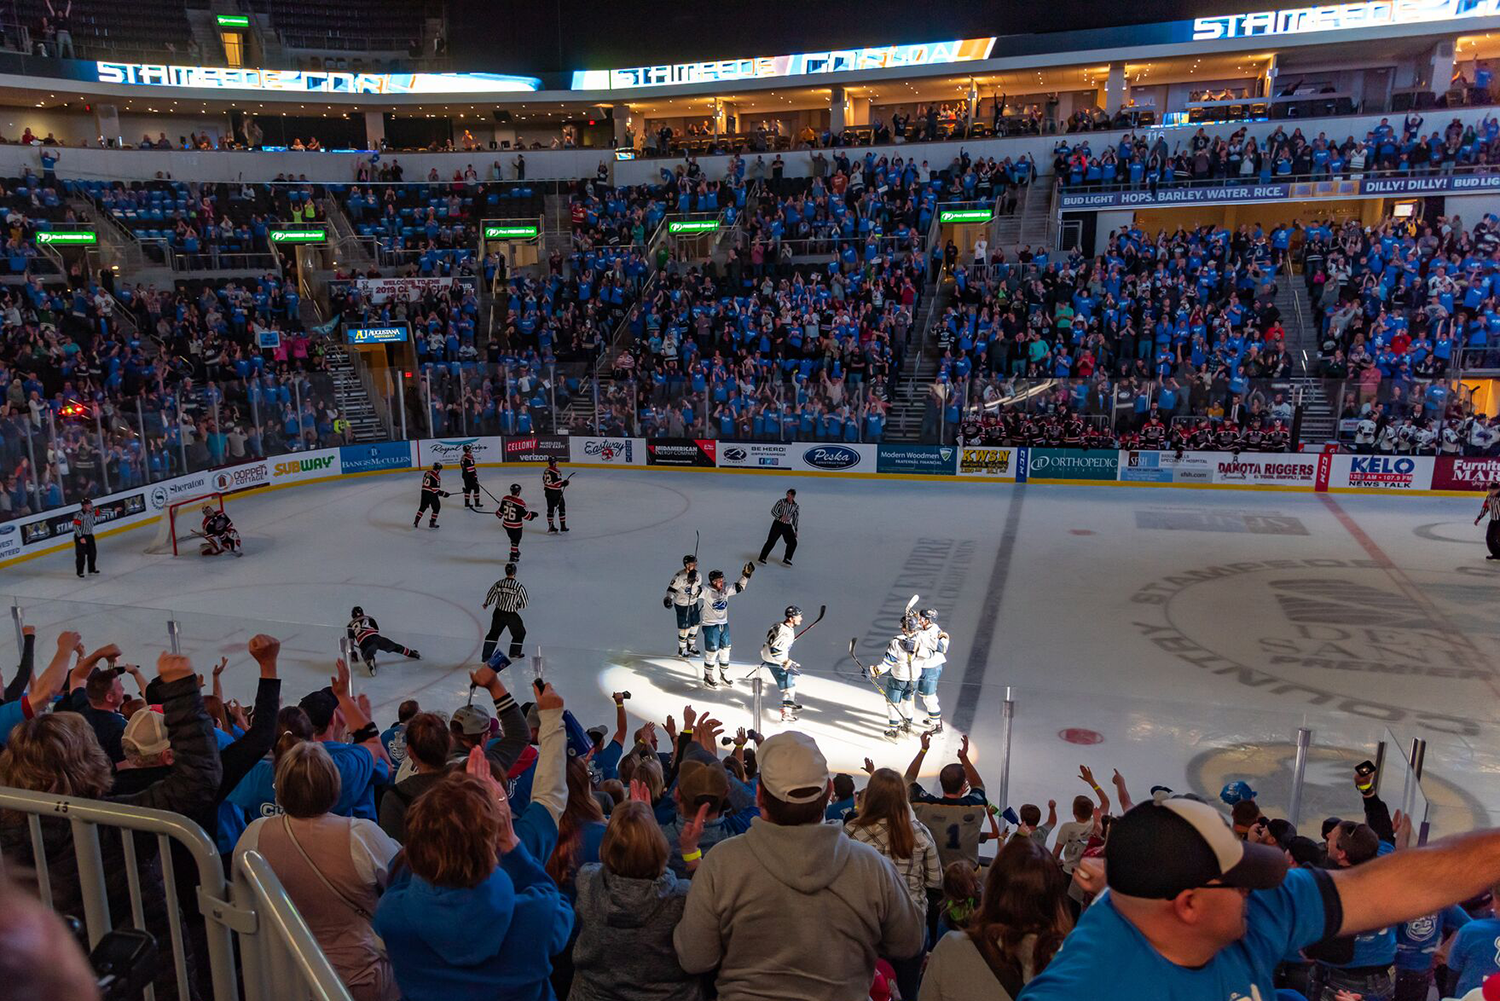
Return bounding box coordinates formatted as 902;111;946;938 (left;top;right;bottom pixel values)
9;2;1500;999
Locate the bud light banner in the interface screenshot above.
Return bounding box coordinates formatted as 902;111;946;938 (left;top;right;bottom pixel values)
647;438;718;467
1430;456;1500;492
877;444;956;475
1323;454;1434;491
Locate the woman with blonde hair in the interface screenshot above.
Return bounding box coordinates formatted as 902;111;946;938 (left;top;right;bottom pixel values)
844;767;941;999
234;740;400;1001
919;836;1071;1001
570;799;706;1001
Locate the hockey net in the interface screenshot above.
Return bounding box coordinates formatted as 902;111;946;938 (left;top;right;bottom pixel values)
144;492;224;556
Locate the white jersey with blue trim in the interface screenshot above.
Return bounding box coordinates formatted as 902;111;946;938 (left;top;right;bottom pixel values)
666;569;702;607
916;623;950;671
699;576;749;626
760;621;796;665
881;633;919;681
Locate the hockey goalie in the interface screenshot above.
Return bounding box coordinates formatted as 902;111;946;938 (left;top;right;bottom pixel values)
196;504;243;557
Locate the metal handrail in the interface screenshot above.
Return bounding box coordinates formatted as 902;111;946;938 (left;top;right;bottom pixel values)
232;851;354;1001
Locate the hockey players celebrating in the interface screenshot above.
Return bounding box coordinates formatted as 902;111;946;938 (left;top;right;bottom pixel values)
664;555;704;658
495;483;538;562
460;445;482;509
542;456;569;533
870;616;919;739
346;606;421;676
197;504;242;557
760;605;804;722
414;463;449;528
698;562;753;688
914;608;950;733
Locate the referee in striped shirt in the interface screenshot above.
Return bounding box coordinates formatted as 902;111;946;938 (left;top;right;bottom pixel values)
757;488;800;567
73;498;99;577
481;562;529;662
1475;481;1500;560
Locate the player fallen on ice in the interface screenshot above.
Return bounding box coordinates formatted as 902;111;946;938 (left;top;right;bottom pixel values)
760;605;804;722
914;608;950;733
870;615;919;740
195;504;243;557
664;554;703;659
346;605;421;676
414;462;450;528
496;483;538;562
698;562;753;689
542;456;569;533
460;444;482;509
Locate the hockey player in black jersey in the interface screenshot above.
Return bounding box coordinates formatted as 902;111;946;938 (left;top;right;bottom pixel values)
542;456;569;533
414;463;450;528
460;444;482;509
496;484;538;562
346;606;421;676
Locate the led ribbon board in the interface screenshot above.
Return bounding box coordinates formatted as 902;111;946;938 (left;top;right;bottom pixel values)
483;223;540;239
572;37;997;90
269;227;328;245
668;220;721;234
94;62;541;94
939;208;993;224
1192;0;1500;39
36;231;97;245
346;324;409;345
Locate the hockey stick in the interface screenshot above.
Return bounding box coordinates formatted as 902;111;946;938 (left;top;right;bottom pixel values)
794;604;826;640
693;529;700;562
848;637;914;726
905;594;920;616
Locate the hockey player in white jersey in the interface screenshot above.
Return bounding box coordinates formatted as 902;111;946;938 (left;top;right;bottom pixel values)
870;614;919;739
698;562;753;689
664;555;703;658
760;606;803;722
915;608;951;733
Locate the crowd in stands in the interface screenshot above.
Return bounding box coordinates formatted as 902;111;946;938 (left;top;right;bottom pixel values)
1055;114;1500;189
0;268;353;522
1297;210;1500;454
5;628;1500;1001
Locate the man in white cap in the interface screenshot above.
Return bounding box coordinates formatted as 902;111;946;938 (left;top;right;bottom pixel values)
1022;796;1500;999
674;731;924;1000
118;707;173;769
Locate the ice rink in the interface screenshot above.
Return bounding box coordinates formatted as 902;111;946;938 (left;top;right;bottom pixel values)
6;467;1500;836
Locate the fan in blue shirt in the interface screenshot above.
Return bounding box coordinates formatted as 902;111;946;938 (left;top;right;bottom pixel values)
1021;797;1500;1001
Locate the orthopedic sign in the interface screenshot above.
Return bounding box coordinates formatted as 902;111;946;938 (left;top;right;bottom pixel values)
1192;0;1500;40
93;62;541;94
571;37;997;91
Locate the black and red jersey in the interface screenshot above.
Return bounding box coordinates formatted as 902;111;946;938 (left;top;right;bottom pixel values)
421;470;442;494
497;495;534;528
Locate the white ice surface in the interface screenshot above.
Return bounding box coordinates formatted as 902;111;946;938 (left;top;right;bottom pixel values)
5;469;1499;836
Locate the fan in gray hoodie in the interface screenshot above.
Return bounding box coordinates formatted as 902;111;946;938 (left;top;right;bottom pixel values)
673;732;925;1001
569;799;702;1001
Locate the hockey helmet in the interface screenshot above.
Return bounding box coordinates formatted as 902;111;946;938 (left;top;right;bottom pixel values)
202;504;214;515
920;608;939;622
350;606;364;618
901;613;919;634
547;455;558;466
509;483;521;494
784;604;802;619
683;554;697;566
462;444;473;452
432;462;443;471
708;569;725;584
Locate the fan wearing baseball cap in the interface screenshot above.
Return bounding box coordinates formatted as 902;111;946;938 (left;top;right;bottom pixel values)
1021;796;1500;1000
673;732;925;1000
